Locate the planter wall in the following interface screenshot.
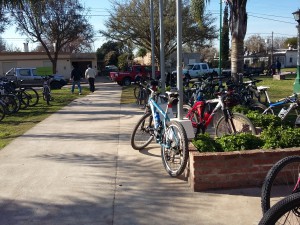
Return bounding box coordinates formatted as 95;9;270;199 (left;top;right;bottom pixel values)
186;146;300;192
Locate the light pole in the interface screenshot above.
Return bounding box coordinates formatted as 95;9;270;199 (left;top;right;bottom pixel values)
292;9;300;93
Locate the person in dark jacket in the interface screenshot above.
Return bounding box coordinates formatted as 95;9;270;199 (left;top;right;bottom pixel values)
70;65;82;95
276;59;281;75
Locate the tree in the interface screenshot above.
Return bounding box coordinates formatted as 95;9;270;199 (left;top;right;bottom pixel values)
100;0;217;66
191;0;248;82
284;37;297;49
96;41;125;69
0;37;6;51
244;35;266;54
221;3;230;68
9;0;94;74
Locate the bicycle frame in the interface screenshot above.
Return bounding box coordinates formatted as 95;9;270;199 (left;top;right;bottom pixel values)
262;94;299;120
186;94;224;130
147;88;180;148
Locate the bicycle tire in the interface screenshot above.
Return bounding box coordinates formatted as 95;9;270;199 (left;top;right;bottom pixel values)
249;102;268;113
133;86;140;99
18;91;30;109
0;101;5;121
215;112;256;137
0;94;18;114
43;86;51;105
135;88;148;106
161;120;189;177
23;87;39;107
261;155;300;214
259;192;300;225
130;112;154;150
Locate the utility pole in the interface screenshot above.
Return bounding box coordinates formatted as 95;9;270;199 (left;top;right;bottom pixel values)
150;0;155;79
271;31;274;66
218;0;222;76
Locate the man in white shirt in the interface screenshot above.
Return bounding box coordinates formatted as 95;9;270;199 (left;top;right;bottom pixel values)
85;64;96;92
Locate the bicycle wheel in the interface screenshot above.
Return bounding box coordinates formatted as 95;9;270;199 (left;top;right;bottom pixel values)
249;102;268;113
130;112;154;150
215;112;256;137
18;91;30;109
23;87;39;107
261;155;300;214
161;120;189;177
43;87;51;105
259;192;300;225
0;95;18;114
133;85;140;99
136;88;148;106
0;101;5;121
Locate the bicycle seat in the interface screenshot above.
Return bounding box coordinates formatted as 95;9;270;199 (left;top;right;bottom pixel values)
257;86;270;91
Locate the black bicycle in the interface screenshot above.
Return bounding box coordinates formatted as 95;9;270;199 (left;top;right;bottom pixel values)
42;76;52;105
261;155;300;214
259;192;300;225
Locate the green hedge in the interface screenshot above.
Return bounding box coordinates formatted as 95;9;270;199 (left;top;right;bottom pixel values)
192;126;300;152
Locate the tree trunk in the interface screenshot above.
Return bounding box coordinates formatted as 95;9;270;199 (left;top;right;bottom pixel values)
231;36;244;83
228;0;247;83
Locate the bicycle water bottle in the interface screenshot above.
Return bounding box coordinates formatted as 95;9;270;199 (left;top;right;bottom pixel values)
155;112;160;127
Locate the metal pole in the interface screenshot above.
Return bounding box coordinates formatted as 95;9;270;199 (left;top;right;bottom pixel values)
271;31;273;66
293;23;300;93
176;0;183;119
159;0;165;93
150;0;155;79
218;0;222;76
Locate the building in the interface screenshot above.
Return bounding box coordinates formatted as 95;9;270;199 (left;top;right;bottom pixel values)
0;52;97;79
134;51;202;73
243;48;298;68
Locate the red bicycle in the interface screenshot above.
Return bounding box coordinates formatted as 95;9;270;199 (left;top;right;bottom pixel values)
183;89;256;137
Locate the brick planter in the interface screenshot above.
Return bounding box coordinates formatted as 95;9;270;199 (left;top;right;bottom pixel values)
186;145;300;192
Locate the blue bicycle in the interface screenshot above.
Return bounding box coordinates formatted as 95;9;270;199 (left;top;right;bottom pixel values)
262;93;300;126
130;82;189;177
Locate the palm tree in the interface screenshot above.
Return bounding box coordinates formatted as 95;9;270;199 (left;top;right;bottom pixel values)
191;0;247;82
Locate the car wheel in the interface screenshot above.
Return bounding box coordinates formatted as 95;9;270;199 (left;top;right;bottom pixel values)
50;80;62;89
123;78;131;86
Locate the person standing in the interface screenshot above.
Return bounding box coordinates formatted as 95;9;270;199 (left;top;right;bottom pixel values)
276;59;281;75
70;64;82;95
85;64;96;93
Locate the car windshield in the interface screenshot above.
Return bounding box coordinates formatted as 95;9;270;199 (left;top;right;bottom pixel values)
184;65;194;70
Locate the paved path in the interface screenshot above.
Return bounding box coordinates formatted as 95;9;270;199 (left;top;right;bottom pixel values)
0;77;263;225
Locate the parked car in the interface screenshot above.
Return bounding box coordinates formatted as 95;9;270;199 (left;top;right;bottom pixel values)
3;67;67;89
110;65;160;86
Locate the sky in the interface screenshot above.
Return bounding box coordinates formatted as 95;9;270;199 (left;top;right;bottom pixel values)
1;0;299;51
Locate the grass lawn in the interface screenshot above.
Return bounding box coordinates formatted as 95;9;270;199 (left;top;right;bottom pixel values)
0;86;89;149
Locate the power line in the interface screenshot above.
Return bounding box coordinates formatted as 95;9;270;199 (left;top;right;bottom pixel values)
248;14;295;25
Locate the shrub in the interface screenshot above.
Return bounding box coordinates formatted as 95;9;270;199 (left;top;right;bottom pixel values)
215;133;263;152
192;133;223;152
192;133;263;152
261;125;300;149
246;111;281;129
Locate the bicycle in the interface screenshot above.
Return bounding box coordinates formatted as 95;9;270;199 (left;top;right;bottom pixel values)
259;192;300;225
183;87;257;137
261;93;300;126
261;155;300;214
130;82;189;177
42;76;52;105
133;80;152;108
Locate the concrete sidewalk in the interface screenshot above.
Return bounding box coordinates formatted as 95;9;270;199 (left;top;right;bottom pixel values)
0;77;263;225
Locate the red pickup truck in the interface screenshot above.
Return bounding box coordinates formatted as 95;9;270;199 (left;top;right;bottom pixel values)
109;65;160;86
